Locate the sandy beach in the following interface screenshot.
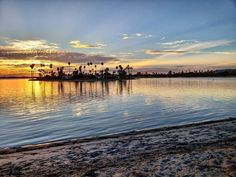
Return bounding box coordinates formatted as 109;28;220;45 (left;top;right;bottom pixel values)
0;118;235;177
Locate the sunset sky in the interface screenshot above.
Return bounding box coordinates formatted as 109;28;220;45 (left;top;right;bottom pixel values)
0;0;236;76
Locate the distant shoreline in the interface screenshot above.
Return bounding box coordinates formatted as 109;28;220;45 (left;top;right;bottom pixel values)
1;68;236;80
0;77;32;79
1;75;236;80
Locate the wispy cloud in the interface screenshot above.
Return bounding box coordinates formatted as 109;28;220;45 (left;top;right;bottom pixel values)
146;39;233;56
121;33;152;40
0;39;59;50
70;40;106;49
111;52;135;58
161;40;231;51
160;40;198;48
145;50;186;55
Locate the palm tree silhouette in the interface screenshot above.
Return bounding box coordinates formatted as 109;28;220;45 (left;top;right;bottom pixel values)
101;62;104;76
49;64;53;77
40;64;45;77
83;65;86;74
68;62;71;75
90;62;93;74
94;64;97;74
79;65;82;74
30;64;35;78
87;62;90;74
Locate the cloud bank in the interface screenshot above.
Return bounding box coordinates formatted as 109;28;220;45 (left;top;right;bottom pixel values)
0;38;116;64
0;50;117;64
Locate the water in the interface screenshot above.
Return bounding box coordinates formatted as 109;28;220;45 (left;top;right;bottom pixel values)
0;78;236;147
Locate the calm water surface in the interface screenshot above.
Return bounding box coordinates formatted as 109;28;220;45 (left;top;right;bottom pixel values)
0;78;236;147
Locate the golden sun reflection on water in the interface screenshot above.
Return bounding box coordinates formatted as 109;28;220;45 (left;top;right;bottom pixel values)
0;78;235;119
0;78;236;147
0;78;236;102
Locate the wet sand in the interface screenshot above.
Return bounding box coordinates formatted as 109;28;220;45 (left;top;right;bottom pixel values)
0;118;236;177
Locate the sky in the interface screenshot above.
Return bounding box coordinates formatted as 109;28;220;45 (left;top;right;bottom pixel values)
0;0;236;76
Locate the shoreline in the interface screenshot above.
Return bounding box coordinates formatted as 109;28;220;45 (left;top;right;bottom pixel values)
0;76;235;81
0;117;236;176
30;76;236;82
0;117;235;154
29;77;135;82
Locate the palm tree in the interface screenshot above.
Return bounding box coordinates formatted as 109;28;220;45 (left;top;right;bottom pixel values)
94;65;97;74
101;62;104;76
30;64;35;78
49;64;53;77
119;65;123;71
79;66;82;73
68;62;71;75
105;67;109;74
40;64;45;77
83;65;86;74
57;66;64;79
90;62;93;74
56;67;59;77
87;62;93;74
126;65;130;75
87;62;90;74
